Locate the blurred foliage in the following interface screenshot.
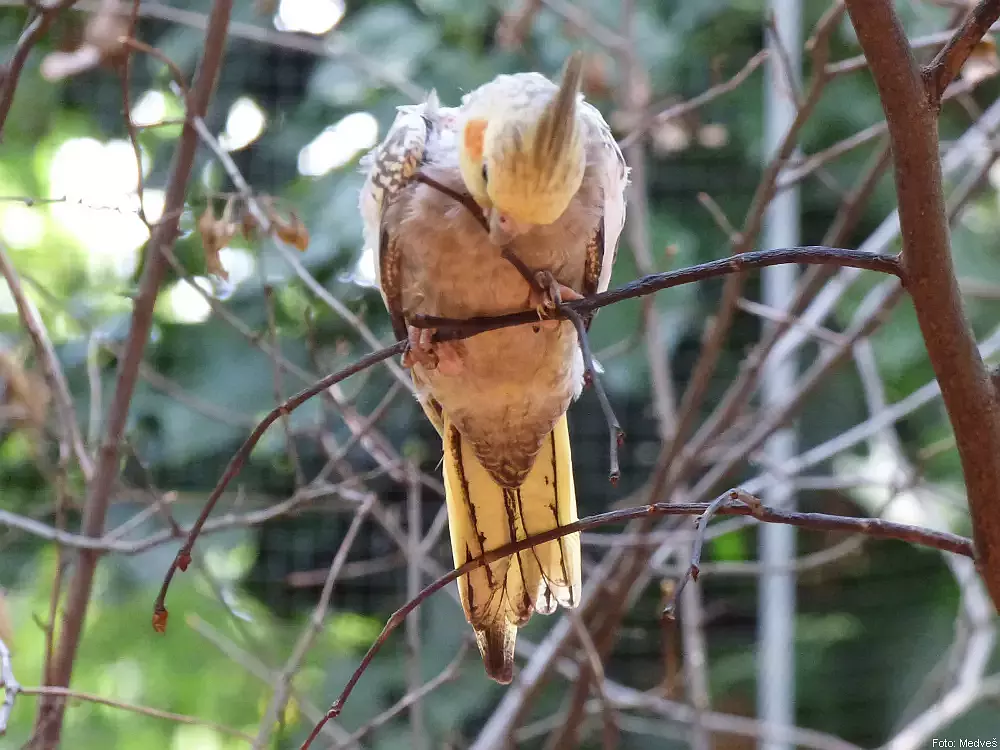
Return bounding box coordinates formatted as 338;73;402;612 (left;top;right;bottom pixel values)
1;0;1000;748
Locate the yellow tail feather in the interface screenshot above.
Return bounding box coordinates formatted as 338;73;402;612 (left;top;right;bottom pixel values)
442;412;581;684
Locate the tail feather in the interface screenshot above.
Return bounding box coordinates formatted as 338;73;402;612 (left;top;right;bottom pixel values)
442;413;581;683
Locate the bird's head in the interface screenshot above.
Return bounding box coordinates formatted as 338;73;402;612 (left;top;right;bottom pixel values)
457;53;587;245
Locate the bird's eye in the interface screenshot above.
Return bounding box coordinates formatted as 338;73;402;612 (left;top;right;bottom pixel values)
481;163;489;184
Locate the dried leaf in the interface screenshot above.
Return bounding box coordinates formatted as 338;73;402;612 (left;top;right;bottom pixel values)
83;0;128;61
40;0;126;81
273;211;310;251
0;350;51;430
240;208;259;242
197;203;229;280
217;196;239;249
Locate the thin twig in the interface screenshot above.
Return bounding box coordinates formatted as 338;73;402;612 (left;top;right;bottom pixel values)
0;0;79;139
413;247;904;337
663;489;761;618
151;341;406;630
923;0;1000;102
619;50;770;149
119;0;148;226
252;496;374;748
332;644;469;747
405;464;425;750
565;613;619;750
18;685;254;742
497;245;624;482
561;302;623;483
0;242;93;481
186;615;356;746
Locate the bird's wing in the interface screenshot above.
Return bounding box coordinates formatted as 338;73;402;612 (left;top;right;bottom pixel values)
359;93;457;434
579;101;630;325
359;91;446;341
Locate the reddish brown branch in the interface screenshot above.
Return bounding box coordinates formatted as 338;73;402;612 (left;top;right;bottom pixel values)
151;341;406;631
150;245;903;629
662;490;761;619
0;0;79;139
299;489;974;746
414;246;903;337
32;1;235;744
0;243;92;481
923;0;1000;101
844;0;1000;610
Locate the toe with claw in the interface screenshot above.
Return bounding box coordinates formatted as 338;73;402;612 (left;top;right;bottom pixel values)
527;270;583;330
402;325;464;376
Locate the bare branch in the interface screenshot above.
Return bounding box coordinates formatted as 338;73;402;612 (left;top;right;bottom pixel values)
252;496;375;748
34;1;235;742
0;0;79;139
619;50;770;149
300;489;973;737
844;0;1000;609
924;0;1000;102
18;685;254;742
663;490;759;618
0;242;92;480
334;644;469;747
151;341;406;630
414;247;903;337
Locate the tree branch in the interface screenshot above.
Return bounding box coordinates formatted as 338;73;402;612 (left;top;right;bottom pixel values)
149;245;903;630
923;0;1000;102
0;242;92;481
299;489;974;746
18;685;253;742
844;0;1000;610
252;496;374;749
32;0;234;744
414;246;903;337
0;0;79;139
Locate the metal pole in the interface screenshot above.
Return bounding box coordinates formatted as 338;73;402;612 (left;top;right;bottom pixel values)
759;2;802;748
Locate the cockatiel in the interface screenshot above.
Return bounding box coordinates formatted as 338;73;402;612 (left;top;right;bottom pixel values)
358;54;628;683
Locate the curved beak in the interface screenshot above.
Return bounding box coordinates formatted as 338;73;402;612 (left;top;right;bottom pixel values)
488;209;531;246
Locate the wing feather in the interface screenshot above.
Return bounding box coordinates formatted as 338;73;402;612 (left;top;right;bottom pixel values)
359;91;443;338
579;101;629;310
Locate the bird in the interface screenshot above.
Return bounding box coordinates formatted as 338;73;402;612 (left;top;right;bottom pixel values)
358;53;629;684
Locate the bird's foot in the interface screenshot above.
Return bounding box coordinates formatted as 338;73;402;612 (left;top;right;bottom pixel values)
528;270;582;331
402;326;464;376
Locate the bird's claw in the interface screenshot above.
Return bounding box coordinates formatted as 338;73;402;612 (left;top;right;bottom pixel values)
402;325;464;376
528;271;582;330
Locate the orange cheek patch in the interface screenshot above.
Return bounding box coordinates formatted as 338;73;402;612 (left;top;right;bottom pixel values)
463;118;487;160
